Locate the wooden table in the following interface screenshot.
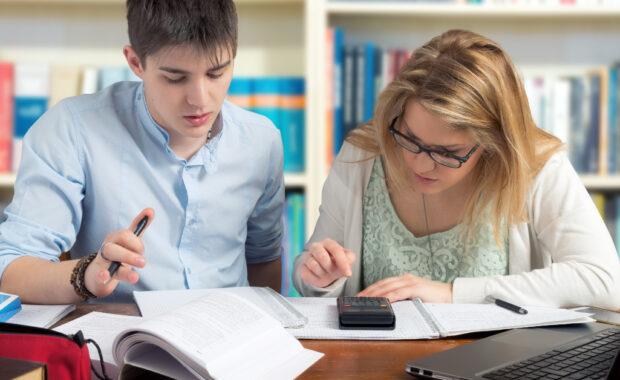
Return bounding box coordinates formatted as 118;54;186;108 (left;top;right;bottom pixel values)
55;303;474;379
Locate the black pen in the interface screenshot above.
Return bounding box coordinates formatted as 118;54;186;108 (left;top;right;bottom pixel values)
103;216;149;285
493;297;528;315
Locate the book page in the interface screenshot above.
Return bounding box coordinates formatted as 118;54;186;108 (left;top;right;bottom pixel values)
133;287;307;327
10;304;75;328
115;292;321;380
286;297;438;340
425;303;593;336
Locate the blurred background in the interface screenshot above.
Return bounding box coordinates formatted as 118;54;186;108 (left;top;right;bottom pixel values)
1;0;620;296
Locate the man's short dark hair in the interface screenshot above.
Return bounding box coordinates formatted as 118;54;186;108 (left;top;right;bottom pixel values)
126;0;238;67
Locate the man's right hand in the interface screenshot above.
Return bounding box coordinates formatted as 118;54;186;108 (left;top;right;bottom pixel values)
298;238;356;288
84;208;154;298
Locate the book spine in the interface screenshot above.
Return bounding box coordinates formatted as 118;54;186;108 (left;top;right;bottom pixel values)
333;27;344;156
279;78;305;173
585;72;601;174
13;64;50;173
325;28;335;166
252;77;281;128
607;67;616;173
342;45;355;144
354;45;365;127
363;42;375;123
97;66;128;91
0;62;14;173
227;77;254;109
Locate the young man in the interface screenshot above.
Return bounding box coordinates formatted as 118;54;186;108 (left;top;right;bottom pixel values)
0;0;284;303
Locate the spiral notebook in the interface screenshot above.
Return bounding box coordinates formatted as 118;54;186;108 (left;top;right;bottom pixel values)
287;297;593;340
134;287;307;328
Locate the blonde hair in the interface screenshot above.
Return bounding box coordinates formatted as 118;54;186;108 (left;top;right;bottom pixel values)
347;29;563;246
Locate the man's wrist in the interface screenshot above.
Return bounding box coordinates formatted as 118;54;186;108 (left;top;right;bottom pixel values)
70;253;98;300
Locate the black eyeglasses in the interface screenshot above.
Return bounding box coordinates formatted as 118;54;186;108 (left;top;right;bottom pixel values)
388;118;480;169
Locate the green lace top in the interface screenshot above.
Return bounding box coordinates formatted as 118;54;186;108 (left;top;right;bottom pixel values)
362;158;508;287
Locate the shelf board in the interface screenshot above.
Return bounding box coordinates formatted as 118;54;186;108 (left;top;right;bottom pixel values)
0;173;15;187
580;175;620;191
326;2;620;17
284;173;307;188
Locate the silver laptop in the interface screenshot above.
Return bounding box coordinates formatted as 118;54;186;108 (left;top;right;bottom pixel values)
406;323;620;380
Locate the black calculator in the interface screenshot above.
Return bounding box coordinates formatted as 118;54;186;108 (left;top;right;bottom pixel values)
337;296;395;330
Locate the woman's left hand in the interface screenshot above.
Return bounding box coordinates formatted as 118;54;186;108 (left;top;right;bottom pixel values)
357;273;453;303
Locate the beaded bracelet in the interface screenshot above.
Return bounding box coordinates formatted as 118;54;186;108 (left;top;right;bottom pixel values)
70;253;98;300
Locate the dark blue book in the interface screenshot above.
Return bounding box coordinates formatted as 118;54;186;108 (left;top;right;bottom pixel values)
363;42;376;123
584;72;601;174
333;27;344;155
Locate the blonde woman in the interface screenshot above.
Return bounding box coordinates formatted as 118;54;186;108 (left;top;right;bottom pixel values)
293;29;620;309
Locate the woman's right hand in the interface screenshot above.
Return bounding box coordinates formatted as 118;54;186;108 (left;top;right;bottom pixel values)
298;238;356;288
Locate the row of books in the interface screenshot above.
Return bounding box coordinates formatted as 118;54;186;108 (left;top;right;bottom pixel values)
325;27;413;163
324;29;620;175
281;191;306;297
592;192;620;258
0;62;140;173
523;65;620;175
227;77;305;173
0;62;307;175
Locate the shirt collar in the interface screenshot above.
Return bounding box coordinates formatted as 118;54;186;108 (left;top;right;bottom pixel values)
136;82;224;170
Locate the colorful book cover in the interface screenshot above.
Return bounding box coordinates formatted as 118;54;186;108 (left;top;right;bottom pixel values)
227;77;253;109
280;78;305;173
252;77;281;128
0;62;14;173
49;65;81;107
0;292;21;322
333;27;344;156
363;42;376;123
98;66;128;91
13;64;50;173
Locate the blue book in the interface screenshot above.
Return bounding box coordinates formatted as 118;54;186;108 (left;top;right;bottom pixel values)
252;77;281;128
279;78;305;173
363;42;376;123
228;77;253;109
584;72;601;174
280;203;290;297
608;67;617;173
98;66;129;91
0;292;21;322
333;27;344;155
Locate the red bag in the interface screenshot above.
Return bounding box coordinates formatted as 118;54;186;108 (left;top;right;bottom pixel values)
0;322;109;380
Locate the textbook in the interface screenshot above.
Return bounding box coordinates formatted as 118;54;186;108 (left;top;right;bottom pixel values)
10;304;75;328
56;291;323;380
133;286;307;328
0;292;21;322
287;297;594;340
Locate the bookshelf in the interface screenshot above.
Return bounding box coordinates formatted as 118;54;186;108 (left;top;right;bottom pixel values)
0;0;315;229
305;0;620;229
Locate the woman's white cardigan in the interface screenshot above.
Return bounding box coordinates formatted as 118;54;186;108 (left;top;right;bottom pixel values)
293;142;620;310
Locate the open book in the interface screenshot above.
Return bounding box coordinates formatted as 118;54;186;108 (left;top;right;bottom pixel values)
133;286;307;328
55;292;322;380
287;297;594;340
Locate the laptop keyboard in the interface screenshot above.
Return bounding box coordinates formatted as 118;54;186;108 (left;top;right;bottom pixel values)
483;328;620;380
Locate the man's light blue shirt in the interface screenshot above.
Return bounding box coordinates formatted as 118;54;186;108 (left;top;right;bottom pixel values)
0;81;284;302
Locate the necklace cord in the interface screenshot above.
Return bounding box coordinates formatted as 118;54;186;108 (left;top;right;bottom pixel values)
422;194;434;273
